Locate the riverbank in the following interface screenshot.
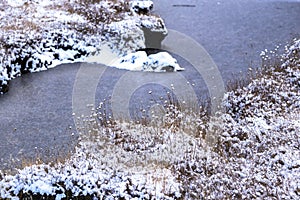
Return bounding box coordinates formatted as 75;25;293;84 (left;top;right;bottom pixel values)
0;0;168;94
1;38;299;199
1;0;299;199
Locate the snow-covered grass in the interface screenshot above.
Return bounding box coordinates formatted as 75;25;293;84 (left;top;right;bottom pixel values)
0;39;299;199
1;0;300;198
0;0;169;93
197;39;300;199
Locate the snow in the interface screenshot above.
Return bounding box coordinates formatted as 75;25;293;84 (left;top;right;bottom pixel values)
0;0;300;199
131;0;153;13
0;152;181;199
27;180;54;195
146;52;184;72
112;51;147;71
110;51;184;72
0;0;169;93
2;53;299;198
6;0;26;7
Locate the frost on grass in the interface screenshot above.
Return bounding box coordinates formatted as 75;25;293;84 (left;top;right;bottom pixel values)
0;0;169;93
1;39;299;199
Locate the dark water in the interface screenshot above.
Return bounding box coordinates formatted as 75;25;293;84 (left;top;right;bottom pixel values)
0;64;79;170
153;0;300;76
1;0;300;171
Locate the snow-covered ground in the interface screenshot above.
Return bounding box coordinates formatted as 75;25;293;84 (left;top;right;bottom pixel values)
0;0;182;94
0;38;299;199
1;0;300;199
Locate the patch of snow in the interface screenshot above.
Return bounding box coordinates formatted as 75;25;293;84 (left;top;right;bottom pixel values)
146;52;184;72
111;51;147;71
6;0;27;7
131;0;154;13
111;51;184;72
27;180;54;195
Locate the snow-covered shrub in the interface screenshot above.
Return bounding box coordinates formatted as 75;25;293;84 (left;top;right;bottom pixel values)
0;0;166;94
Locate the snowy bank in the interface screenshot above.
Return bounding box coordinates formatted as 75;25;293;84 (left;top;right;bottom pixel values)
0;0;174;94
0;39;299;199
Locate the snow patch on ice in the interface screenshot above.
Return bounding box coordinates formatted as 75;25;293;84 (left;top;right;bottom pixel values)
111;51;184;72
